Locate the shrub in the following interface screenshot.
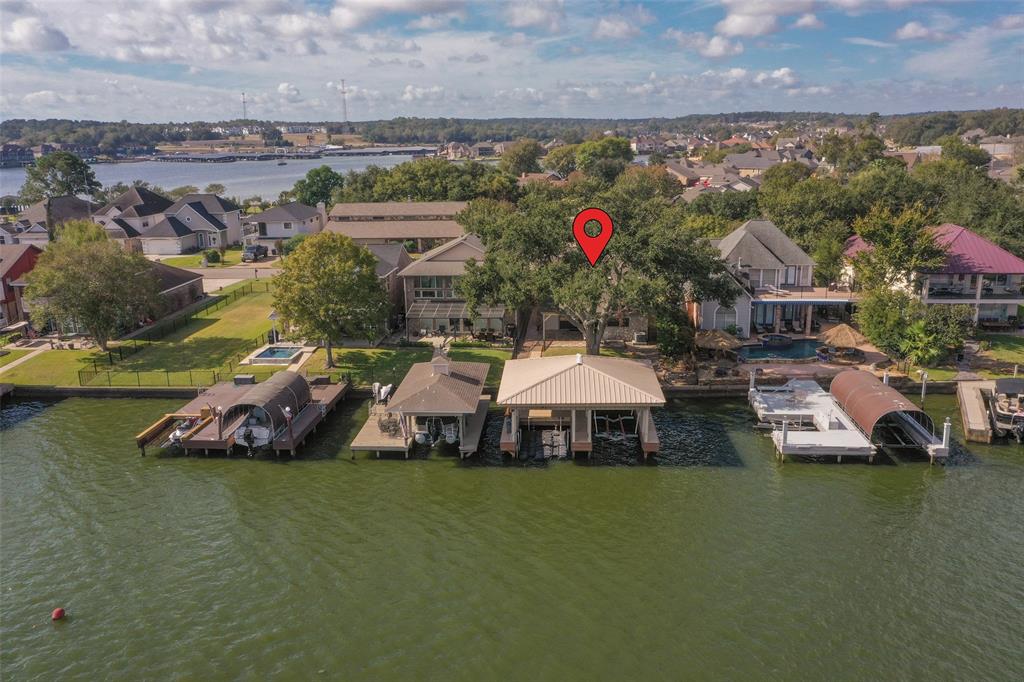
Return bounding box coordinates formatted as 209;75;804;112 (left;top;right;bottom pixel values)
203;248;221;263
450;340;492;348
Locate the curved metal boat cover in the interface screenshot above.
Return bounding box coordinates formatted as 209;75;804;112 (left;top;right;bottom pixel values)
829;370;931;435
231;372;311;430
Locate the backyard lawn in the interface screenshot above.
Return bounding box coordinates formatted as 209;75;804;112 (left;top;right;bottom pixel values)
0;348;32;369
303;346;512;386
977;333;1024;377
541;345;629;358
0;349;112;385
160;246;244;268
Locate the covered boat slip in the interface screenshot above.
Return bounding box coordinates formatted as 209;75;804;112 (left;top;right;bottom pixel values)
350;352;490;458
497;354;665;460
135;373;348;456
750;370;951;463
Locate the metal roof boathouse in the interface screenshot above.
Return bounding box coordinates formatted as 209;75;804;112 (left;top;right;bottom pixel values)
496;354;665;461
749;369;950;463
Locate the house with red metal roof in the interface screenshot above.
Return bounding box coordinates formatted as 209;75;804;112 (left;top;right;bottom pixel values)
844;224;1024;329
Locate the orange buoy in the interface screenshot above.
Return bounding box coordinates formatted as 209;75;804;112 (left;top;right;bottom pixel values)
51;608;65;621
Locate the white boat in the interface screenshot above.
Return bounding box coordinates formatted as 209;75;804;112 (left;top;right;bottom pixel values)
989;379;1024;443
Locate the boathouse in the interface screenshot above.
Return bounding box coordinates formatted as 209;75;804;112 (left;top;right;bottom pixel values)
136;372;347;456
496;354;665;459
350;350;490;458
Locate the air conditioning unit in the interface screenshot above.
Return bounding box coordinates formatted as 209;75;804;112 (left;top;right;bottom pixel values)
633;332;647;344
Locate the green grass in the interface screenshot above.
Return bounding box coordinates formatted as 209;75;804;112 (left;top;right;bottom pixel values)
117;292;275;373
0;348;32;368
161;246;244;268
305;346;512;386
1;349;112;385
541;346;628;358
976;333;1024;378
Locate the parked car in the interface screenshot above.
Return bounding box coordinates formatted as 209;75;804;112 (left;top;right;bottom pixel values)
241;244;268;262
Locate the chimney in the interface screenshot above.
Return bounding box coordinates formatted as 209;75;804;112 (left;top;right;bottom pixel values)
575;353;582;365
431;348;450;376
316;201;326;229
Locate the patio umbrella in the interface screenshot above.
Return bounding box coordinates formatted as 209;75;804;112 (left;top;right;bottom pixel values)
695;329;743;351
818;323;867;348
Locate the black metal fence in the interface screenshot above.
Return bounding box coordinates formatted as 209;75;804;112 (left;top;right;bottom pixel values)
132;281;273;344
77;363;392;389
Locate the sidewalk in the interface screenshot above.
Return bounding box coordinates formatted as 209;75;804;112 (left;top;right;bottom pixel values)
0;347;49;375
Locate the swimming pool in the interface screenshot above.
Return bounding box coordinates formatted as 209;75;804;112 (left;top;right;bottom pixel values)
249;345;304;365
738;338;820;361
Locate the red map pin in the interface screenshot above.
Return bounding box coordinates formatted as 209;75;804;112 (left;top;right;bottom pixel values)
572;208;614;267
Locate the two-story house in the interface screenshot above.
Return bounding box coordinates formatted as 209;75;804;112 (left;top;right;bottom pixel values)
0;244;42;331
94;191;242;255
6;196;98;247
844;224;1024;329
396;234;506;338
365;243;413;329
690;220;855;337
242;201;325;255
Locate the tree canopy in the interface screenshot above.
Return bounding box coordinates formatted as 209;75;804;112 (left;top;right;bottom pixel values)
458;166;736;355
272;232;389;367
291;165;344;206
850;204;947;291
498;139;543;177
25;237;163;350
19;151;100;203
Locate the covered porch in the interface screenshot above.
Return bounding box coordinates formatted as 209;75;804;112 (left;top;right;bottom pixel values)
751;288;855;336
405;301;506;339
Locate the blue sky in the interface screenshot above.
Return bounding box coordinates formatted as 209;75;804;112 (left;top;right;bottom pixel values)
1;0;1021;121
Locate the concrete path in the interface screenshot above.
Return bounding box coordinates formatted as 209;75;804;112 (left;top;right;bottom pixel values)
0;347;48;375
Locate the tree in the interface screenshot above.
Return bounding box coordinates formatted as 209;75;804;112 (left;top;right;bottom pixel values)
648;151;667;166
923;304;974;353
19;151;100;203
499;139;543;177
272;232;389;367
936;135;991;167
847;161;932;214
575;137;633;182
204;183;226;195
544;144;578;177
899;319;942;368
291;165;344;206
281;233;308;255
757;174;853;251
817;131;885;174
25;239;162;350
655;305;696;361
854;289;922;357
458;167;736;355
850;203;948;291
54;219;109;246
687;190;761;221
168;185;199;199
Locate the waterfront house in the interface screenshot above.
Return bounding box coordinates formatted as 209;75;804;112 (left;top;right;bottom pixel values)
365;243;413;328
844;223;1024;328
497;354;665;459
327;201;467;253
242;201;326;254
151;261;204;313
93;186;173;240
689;219;855;337
0;244;41;331
351;350;490;458
396;233;505;337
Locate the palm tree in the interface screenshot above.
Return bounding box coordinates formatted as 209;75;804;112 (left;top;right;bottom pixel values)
899;320;941;368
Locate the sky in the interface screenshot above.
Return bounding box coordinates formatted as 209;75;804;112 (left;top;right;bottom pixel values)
0;0;1022;122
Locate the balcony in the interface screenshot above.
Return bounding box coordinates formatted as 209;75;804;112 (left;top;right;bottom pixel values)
751;285;856;303
924;286;978;300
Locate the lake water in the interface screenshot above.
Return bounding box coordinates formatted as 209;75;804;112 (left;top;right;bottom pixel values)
0;155;415;200
2;394;1023;679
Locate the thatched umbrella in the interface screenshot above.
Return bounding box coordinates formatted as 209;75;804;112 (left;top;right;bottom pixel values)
818;323;867;349
695;329;743;352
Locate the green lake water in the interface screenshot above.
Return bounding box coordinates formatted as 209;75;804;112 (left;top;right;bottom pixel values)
2;395;1022;680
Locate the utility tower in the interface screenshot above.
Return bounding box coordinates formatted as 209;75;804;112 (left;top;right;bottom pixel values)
241;92;247;120
340;79;349;131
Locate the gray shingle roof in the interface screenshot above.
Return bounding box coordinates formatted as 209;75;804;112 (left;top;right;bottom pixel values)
144;216;192;238
717;220;814;268
165;193;238;215
248;201;320;223
98;186;172;218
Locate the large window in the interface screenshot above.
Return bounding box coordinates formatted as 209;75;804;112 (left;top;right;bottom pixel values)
414;276;458;300
783;266;798;286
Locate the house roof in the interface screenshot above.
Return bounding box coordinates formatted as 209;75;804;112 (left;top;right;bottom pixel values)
844;224;1024;275
325;219;463;242
165;193;238;215
397;233;484;277
717;219;814;269
247;201;320;223
21;195;97;225
181;201;228;231
0;244;41;278
496;355;665;407
365;243;409;278
97;186;172;218
144;216;193;238
329;201;468;219
387;355;489;415
150;261;201;291
108;217;142;238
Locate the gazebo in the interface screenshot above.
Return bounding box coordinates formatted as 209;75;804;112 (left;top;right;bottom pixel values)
818;323;867;349
695;329;743;358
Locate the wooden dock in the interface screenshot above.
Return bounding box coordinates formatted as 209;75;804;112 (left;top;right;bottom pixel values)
351;396;491;458
957;380;994;443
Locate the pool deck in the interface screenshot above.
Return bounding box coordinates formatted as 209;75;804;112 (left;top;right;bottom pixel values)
749;380;876;460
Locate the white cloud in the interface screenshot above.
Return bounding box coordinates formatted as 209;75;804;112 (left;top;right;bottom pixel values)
592;5;654;40
330;0;465;30
995;15;1024;30
407;58;425;68
408;12;463;30
400;84;445;101
844;36;896;47
894;21;948;41
792;13;823;29
716;13;778;37
465;52;488;63
506;0;564;32
276;82;301;102
664;29;744;58
1;16;71;51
